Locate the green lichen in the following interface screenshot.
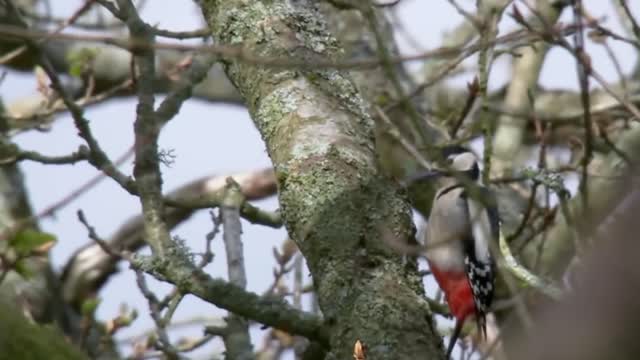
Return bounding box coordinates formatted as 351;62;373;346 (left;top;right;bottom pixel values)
199;1;441;357
312;69;372;126
283;5;340;55
66;47;99;78
210;2;269;45
255;82;301;142
0;300;86;360
280;163;356;242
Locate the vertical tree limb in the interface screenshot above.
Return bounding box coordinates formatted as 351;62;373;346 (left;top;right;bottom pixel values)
115;0;172;257
491;1;564;176
221;178;254;360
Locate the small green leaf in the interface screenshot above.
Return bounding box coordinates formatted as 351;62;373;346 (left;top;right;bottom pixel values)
66;47;98;78
68;62;84;78
10;229;57;256
13;259;32;279
81;298;101;317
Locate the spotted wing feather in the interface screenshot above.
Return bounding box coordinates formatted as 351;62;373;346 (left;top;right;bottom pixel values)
461;187;498;337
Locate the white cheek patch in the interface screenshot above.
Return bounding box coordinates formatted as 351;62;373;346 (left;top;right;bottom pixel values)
467;198;492;263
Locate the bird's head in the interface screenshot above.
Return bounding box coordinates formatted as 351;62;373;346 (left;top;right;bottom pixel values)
403;146;480;185
442;146;479;181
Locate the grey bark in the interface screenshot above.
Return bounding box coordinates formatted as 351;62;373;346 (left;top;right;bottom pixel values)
221;180;255;360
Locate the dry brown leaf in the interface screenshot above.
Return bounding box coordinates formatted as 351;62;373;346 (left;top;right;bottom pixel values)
354;339;366;360
280;238;298;264
166;55;194;81
272;329;294;347
32;240;56;255
105;319;116;335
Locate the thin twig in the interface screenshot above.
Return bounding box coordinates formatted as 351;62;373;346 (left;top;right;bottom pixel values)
360;3;428;145
0;22;578;71
77;209;125;260
38;146;134;219
450;77;480;138
570;0;594;213
477;0;512;183
618;0;640;41
134;269;179;359
3;1;137;195
0;0;98;64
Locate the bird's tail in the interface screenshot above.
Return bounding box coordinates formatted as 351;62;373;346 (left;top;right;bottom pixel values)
476;313;487;340
446;314;487;359
446;318;465;360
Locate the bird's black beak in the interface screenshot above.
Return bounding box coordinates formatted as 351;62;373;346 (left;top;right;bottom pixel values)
402;169;448;186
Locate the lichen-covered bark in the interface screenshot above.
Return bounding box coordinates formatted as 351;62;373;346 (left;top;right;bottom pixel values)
316;4;441;216
0;299;86;360
199;1;442;358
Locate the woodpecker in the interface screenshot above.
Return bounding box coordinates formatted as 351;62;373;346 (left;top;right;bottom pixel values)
417;147;499;359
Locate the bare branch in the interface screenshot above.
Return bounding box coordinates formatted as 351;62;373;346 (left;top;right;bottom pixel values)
0;22;578;71
135;254;330;347
220;178;254;359
61;168;276;308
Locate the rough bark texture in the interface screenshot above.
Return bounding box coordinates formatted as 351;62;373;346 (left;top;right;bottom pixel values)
316;3;440;216
198;1;442;359
0;299;86;360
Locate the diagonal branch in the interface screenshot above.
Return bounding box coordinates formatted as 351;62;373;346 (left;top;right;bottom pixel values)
135;255;330;347
61;168;276;307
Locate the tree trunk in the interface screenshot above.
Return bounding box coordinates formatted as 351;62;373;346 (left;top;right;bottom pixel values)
198;1;443;358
